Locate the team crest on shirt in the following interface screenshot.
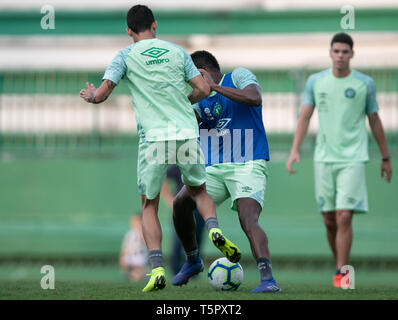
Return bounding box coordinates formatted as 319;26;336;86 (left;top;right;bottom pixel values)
213;103;223;117
344;88;356;98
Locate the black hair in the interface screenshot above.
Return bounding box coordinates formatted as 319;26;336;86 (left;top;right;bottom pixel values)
126;5;155;33
191;50;220;71
331;33;353;50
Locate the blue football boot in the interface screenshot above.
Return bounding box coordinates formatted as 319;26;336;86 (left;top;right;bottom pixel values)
251;278;282;293
172;257;204;286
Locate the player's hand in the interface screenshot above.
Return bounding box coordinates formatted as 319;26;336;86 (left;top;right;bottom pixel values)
198;68;216;90
381;160;392;183
286;151;300;174
79;82;97;103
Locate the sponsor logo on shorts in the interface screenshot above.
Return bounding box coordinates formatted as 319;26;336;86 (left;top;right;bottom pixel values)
241;186;253;193
347;197;357;204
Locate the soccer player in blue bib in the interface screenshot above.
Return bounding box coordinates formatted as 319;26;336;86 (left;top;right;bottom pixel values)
172;51;281;293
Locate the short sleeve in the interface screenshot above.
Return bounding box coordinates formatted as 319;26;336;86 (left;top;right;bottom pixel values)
231;67;260;89
102;46;131;85
365;78;379;114
302;75;316;106
183;50;200;81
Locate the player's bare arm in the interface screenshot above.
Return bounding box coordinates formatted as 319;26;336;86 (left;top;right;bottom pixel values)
79;79;116;104
286;105;315;174
367;112;393;182
187;74;211;104
199;68;262;106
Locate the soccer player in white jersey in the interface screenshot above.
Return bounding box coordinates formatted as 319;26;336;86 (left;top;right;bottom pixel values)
79;5;240;292
286;33;392;287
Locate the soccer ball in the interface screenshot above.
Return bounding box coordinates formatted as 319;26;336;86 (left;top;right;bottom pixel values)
207;257;243;291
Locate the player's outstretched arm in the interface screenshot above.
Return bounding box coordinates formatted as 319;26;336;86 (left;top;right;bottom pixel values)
367;112;392;182
212;83;261;106
79;79;116;104
286;105;315;174
187;74;210;104
199;68;261;106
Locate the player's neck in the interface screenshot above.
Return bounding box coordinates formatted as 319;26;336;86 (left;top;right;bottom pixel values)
332;67;351;78
211;71;223;84
133;31;156;42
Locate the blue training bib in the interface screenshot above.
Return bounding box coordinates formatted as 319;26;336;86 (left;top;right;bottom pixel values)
198;72;269;166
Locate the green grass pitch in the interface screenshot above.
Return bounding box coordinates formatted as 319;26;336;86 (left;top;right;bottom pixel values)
0;143;397;300
0;153;397;258
1;265;398;300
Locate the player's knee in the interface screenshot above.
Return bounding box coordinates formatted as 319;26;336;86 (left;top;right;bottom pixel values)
323;217;337;231
238;201;260;227
186;183;206;199
336;211;353;228
238;212;258;233
322;212;337;230
173;190;195;215
173;193;185;213
142;195;159;210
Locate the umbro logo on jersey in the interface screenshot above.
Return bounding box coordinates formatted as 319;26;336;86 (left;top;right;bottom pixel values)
141;47;170;65
140;47;169;58
215;118;231;137
146;58;170;65
216;118;231;131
